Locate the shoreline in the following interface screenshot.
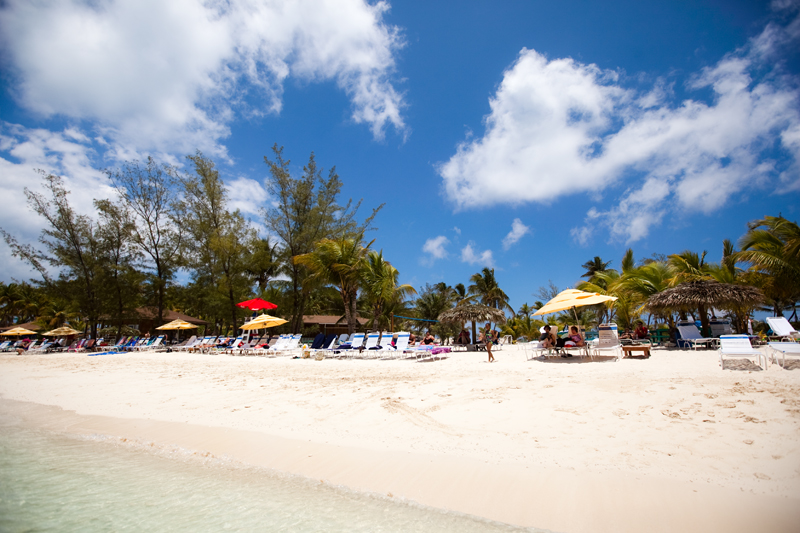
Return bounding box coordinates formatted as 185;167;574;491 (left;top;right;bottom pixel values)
2;349;800;532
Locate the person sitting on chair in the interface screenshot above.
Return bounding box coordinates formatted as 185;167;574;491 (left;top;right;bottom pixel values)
539;325;556;348
556;326;584;356
422;331;435;345
634;321;649;340
455;329;471;345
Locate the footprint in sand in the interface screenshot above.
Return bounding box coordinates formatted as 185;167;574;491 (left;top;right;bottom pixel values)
613;409;629;417
754;473;771;480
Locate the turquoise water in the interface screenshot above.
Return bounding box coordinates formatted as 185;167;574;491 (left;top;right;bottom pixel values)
0;417;545;532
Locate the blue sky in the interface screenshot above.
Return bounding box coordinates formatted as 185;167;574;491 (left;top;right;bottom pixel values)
1;0;799;313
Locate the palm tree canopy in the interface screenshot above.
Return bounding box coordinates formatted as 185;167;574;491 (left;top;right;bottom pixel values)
581;256;612;279
468;268;513;313
438;304;507;325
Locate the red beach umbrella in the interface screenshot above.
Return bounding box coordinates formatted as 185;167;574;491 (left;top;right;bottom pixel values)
236;298;278;311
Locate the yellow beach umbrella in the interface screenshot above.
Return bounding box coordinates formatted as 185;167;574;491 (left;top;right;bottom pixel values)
240;314;287;330
156;319;197;330
3;327;37;336
41;326;81;336
532;289;617;316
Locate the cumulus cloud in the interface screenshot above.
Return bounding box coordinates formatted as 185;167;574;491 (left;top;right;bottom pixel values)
440;16;800;242
225;176;269;218
502;218;530;249
0;0;406;160
421;235;449;265
0;122;116;280
461;242;494;267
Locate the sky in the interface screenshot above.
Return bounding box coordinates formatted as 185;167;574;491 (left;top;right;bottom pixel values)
1;0;799;313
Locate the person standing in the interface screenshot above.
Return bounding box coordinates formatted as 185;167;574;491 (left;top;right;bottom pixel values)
481;322;496;362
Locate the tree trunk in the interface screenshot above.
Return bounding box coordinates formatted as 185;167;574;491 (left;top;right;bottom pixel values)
698;303;710;337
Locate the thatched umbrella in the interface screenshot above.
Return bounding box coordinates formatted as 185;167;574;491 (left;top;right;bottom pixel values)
646;281;764;336
438;304;507;343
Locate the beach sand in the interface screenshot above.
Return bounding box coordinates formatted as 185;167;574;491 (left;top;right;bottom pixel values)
1;346;799;532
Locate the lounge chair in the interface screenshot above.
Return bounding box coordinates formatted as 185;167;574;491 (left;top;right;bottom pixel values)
676;323;717;350
709;319;733;337
357;333;381;358
719;335;767;370
767;342;800;368
591;323;622;361
332;333;364;359
766;317;799;342
172;335;196;351
378;332;410;359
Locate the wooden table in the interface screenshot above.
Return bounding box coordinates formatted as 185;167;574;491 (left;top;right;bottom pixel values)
622;345;651;358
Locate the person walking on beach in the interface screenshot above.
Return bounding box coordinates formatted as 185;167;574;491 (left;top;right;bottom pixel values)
481;322;496;362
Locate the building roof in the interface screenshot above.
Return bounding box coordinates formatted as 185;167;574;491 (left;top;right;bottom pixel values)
101;307;209;326
0;321;42;332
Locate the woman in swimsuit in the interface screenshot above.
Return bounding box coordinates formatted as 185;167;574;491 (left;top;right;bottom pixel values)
482;322;496;362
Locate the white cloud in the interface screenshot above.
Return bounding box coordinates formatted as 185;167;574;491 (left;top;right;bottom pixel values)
440;16;800;241
0;0;406;160
225;176;268;218
0;123;116;282
421;235;449;265
502;218;530;249
453;226;461;235
461;242;494;267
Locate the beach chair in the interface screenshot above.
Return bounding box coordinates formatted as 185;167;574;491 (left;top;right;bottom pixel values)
676;324;717;350
765;317;799;342
591;323;622;361
767;342;800;368
718;335;767;370
67;339;87;352
379;332;410;359
709;319;733;337
76;339;96;352
172;335;196;350
360;333;381;358
332;333;364;359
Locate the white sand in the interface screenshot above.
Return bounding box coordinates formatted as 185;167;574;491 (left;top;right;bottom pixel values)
2;346;799;532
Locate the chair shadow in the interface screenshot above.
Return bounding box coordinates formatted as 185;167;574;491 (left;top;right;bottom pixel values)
774;359;800;370
721;359;764;371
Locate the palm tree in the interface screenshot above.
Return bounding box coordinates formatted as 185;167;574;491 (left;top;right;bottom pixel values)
414;283;458;342
576;269;621;325
618;260;673;329
361;250;416;330
734;215;800;317
294;235;373;334
468;267;512;340
668;250;712;284
468;268;513;313
667;249;717;334
517;303;534;317
581;256;612;279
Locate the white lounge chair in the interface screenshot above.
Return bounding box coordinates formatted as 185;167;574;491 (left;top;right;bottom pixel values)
591;323;622;361
360;333;381;358
677;324;717;350
766;317;799;342
332;333;364;359
767;342;800;367
719;335;766;370
374;332;406;359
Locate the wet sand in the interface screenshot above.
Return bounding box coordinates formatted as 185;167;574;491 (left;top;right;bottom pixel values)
1;346;799;532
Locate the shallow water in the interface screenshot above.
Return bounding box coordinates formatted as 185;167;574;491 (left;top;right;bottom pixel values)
0;415;546;532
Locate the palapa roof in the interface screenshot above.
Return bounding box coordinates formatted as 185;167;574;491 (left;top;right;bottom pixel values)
302;315;369;326
647;280;764;311
438;304;507;324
